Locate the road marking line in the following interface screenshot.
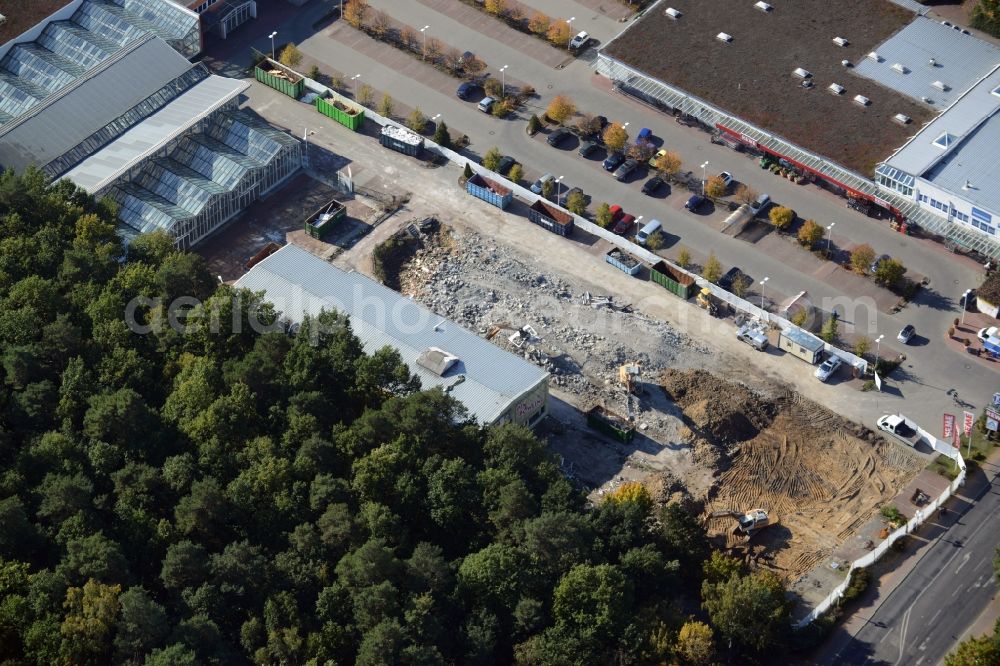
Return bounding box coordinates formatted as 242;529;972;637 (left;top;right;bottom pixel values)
955;552;971;574
916;657;924;665
896;608;912;666
952;587;961;597
929;609;941;624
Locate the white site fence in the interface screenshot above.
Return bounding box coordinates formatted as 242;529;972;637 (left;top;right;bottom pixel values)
794;439;966;628
300;75;869;376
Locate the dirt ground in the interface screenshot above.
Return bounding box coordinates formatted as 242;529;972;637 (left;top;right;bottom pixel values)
661;369;923;580
603;0;933;174
197;173;377;282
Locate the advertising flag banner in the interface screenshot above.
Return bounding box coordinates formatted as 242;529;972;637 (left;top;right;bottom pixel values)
943;413;955;439
963;411;975;436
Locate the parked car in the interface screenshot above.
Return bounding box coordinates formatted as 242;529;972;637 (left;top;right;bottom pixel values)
495;155;516;176
685;194;707;211
814;355;842;382
749;192;771;214
569;31;590;50
456;81;480;100
530;173;553;195
608;204;625;224
642;175;664;195
579;140;600;158
613;213;636;236
978;326;999;342
603;151;625;171
613;158;639;181
718;171;734;187
636;127;653;144
478;96;496;113
897;324;915;344
718;267;750;293
547;128;572;147
558;186;583;207
736;325;769;351
636;219;662;245
870;254;891;273
648;148;667;168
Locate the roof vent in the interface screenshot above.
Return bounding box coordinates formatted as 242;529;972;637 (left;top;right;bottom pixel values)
754;1;773;12
717;32;733;43
828;83;845;95
801;79;814;89
931;80;949;91
928;58;937;67
853;94;870;106
891;62;908;74
892;113;911;125
841;59;852;67
665;7;682;18
792;67;812;79
867;51;882;63
416;347;460;376
833;36;849;47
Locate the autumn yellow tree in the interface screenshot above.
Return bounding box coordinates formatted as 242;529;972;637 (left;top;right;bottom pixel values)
705;175;728;198
547;20;571;47
655;150;682;177
602;123;629;152
736;183;759;206
797;219;825;248
369;9;390;38
343;0;368;28
768;205;795;229
676;621;715;666
278;44;302;68
545;95;576;124
529;11;550;35
484;0;507;16
606;482;652;513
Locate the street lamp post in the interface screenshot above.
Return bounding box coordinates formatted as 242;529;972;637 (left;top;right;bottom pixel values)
554;176;564;204
700;161;709;195
566;17;575;49
826;222;835;256
349;73;361;102
303;128;315;164
759;277;769;311
961;288;972;326
420;25;430;60
499;65;508;99
875;334;884;365
268;31;277;59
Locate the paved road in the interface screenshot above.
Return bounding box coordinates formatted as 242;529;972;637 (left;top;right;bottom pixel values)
812;459;1000;666
237;0;997;429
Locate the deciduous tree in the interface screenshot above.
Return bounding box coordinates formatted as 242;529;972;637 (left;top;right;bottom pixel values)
797;219;824;248
529;12;550;36
705;175;728;198
545;95;576;125
874;258;906;287
278;44;302;68
603;123;629;152
768;205;795;229
596;203;613;229
482;147;502;172
547;20;571;47
703;251;722;284
850;244;876;274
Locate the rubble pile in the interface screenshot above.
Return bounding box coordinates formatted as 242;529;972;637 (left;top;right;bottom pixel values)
399;230;699;407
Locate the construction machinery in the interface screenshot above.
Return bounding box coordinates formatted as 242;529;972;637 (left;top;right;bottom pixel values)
710;508;776;538
696;287;720;316
619;362;642;395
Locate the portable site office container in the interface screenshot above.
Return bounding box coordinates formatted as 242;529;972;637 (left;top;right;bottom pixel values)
650;261;696;299
528;199;574;236
777;328;825;364
255;59;305;99
379;125;423;157
316;96;364;131
466;173;513;210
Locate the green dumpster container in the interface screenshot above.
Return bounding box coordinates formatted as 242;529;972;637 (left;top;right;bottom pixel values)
316;96;365;131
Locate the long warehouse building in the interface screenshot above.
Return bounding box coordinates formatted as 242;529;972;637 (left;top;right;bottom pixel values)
0;0;301;249
235;244;551;428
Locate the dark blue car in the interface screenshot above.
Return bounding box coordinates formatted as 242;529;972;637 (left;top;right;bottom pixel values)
603;151;625;171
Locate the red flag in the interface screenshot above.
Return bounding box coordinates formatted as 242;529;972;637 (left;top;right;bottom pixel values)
963;411;975;437
943;413;955;439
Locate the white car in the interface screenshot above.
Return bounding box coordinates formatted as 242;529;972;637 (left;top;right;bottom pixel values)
814;355;842;382
897;324;915;344
718;171;734;187
569;31;589;50
978;326;998;342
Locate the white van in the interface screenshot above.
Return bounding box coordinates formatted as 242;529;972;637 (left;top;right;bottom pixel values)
636;219;662;245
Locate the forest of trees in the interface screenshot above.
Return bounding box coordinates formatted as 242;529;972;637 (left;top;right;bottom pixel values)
0;169;792;664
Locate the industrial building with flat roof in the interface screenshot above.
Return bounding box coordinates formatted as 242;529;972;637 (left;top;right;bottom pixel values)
596;0;1000;259
870;19;1000;244
0;0;300;249
235;244;551;428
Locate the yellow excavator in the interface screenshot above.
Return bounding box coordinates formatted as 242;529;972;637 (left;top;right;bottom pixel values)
619;362;642;395
710;508;776;538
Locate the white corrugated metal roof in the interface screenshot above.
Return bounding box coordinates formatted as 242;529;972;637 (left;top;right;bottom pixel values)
234;244;549;424
854;16;1000;110
61;74;248;192
0;36;193;173
882;63;1000;214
